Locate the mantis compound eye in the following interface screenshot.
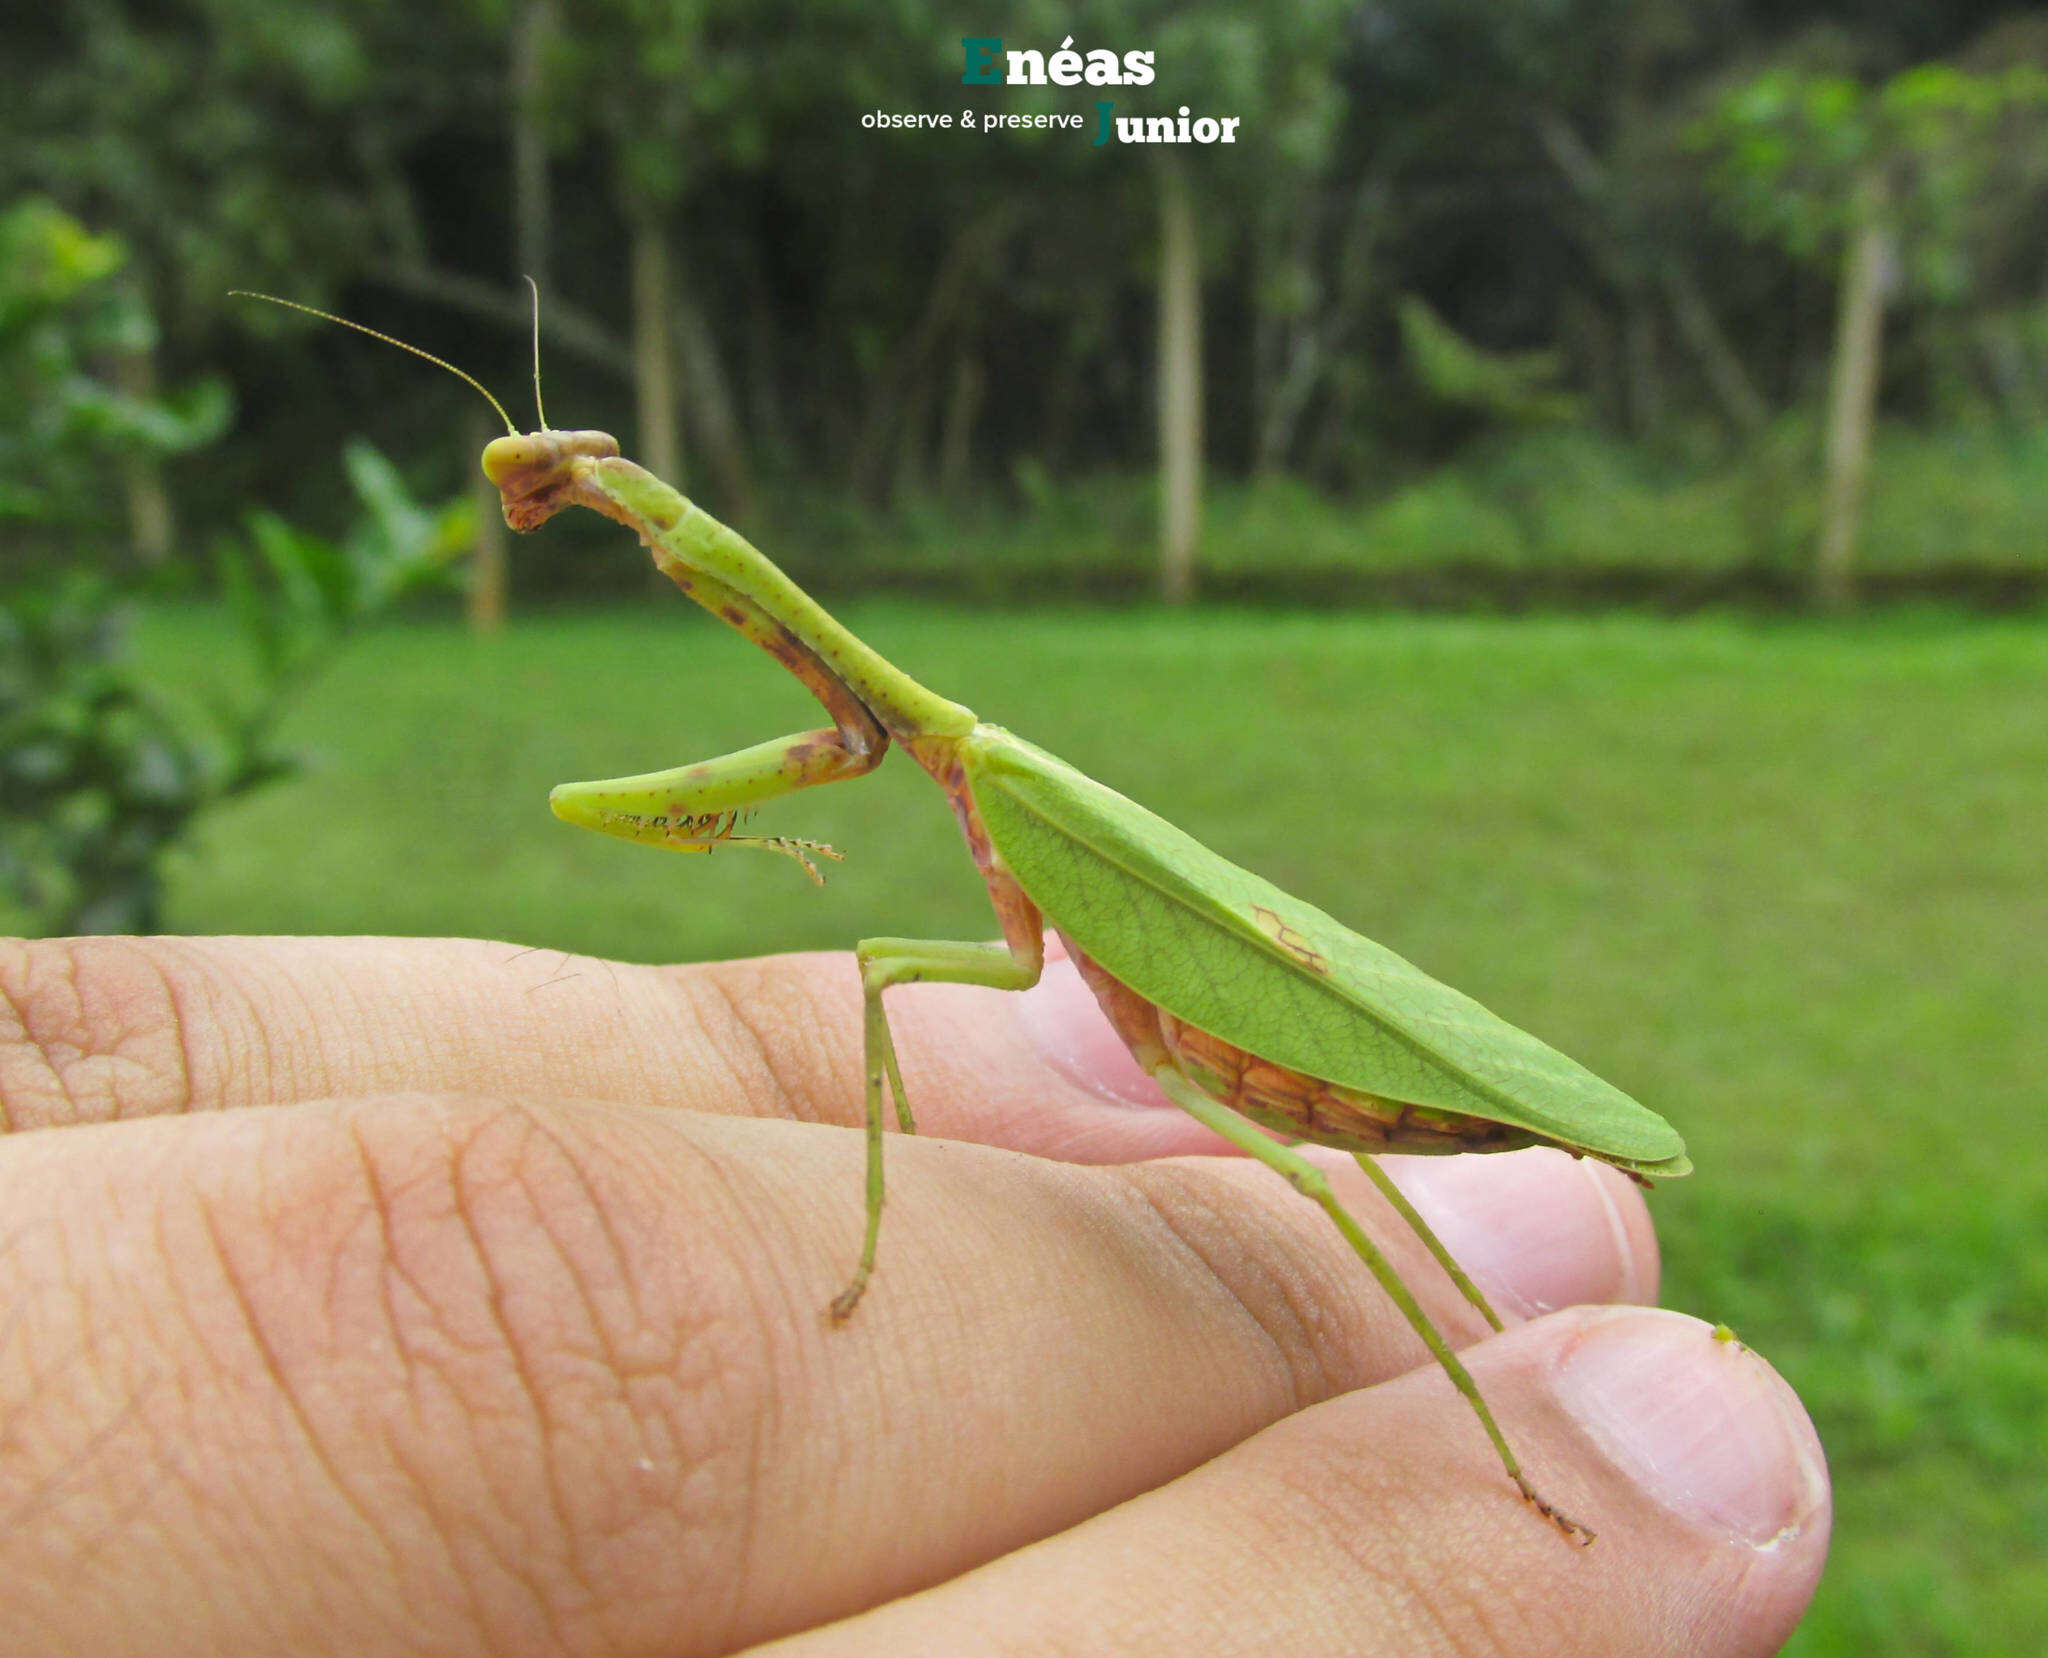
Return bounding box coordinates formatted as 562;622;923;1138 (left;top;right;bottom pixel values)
481;430;621;487
480;433;547;483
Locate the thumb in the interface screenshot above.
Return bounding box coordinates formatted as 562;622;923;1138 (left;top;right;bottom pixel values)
759;1307;1831;1658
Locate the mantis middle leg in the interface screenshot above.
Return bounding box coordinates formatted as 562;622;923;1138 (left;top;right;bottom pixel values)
831;864;1046;1320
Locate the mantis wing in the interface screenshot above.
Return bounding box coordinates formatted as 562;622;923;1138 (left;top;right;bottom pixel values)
962;726;1690;1177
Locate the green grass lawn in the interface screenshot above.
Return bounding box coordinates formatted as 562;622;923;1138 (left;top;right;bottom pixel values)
141;601;2045;1655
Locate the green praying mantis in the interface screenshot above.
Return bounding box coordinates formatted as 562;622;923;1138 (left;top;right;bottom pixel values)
237;291;1690;1545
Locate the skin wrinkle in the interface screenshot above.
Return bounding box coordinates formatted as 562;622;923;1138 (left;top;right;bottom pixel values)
1221;1469;1433;1656
442;1105;591;1648
1228;1454;1490;1658
321;1099;577;1652
334;1102;540;1643
0;1286;150;1539
1241;1367;1622;1658
325;1113;503;1658
656;1124;809;1650
0;940;89;1128
75;941;194;1122
438;1098;759;1655
163;939;263;1111
192;1198;390;1570
1106;1162;1356;1417
0;938;81;1126
303;959;386;1094
339;1104;527;1649
684;963;814;1125
141;942;203;1122
343;1117;428;1432
0;951;17;1129
505;1114;712;1624
516;1117;641;1388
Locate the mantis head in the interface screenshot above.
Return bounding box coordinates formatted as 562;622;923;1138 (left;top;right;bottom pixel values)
482;430;622;530
230;285;618;532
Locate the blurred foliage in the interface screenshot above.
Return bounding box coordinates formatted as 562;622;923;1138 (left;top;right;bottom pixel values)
1694;60;2048;297
0;197;228;567
0;199;468;935
1;0;2041;600
1396;294;1582;427
750;420;2044;605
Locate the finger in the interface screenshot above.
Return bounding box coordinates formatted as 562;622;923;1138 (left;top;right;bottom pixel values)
0;933;864;1131
0;935;1665;1306
0;937;1168;1158
0;935;1184;1148
0;931;1662;1324
0;1090;1657;1656
761;1308;1832;1658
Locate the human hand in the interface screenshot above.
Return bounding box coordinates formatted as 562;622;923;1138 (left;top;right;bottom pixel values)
0;935;1828;1655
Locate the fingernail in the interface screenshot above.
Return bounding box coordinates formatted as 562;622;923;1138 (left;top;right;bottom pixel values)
1374;1149;1651;1317
1555;1308;1830;1546
1013;954;1170;1108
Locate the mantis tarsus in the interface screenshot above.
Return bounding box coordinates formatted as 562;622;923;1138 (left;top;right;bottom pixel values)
239;291;1691;1546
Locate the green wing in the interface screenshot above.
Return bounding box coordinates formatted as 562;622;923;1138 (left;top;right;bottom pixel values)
962;725;1689;1176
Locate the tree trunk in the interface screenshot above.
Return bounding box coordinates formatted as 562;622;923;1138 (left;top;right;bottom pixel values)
848;207;1015;504
939;343;984;503
630;211;682;489
112;344;173;563
1814;169;1895;612
1156;154;1202;605
674;280;753;519
510;0;557;288
1662;258;1768;439
1624;304;1661;437
468;406;508;634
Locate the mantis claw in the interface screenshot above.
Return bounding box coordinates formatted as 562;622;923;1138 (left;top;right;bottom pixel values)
771;837;844;885
1516;1474;1597;1547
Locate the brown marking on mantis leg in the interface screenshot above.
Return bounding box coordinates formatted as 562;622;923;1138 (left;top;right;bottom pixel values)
934;743;1047;972
492;441;890;776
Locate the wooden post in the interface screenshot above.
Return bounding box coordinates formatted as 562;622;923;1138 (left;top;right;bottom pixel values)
1814;167;1895;612
1157;153;1202;605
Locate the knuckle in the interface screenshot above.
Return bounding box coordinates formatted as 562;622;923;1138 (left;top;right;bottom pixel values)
195;1094;778;1620
1111;1161;1370;1410
0;936;209;1130
676;954;861;1127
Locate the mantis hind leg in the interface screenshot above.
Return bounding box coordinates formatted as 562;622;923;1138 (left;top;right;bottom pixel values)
830;932;1045;1322
1153;1069;1594;1546
1352;1153;1506;1334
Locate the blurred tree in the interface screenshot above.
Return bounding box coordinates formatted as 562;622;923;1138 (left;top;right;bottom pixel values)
9;0;2043;605
0;199;465;934
1696;56;2048;606
1007;0;1348;598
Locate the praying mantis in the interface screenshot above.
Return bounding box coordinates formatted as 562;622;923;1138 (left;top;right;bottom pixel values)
236;292;1690;1545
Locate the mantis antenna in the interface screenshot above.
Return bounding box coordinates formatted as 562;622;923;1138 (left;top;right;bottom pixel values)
523;274;550;432
228;290;518;436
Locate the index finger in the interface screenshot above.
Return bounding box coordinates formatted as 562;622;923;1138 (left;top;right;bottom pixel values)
0;934;1224;1163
